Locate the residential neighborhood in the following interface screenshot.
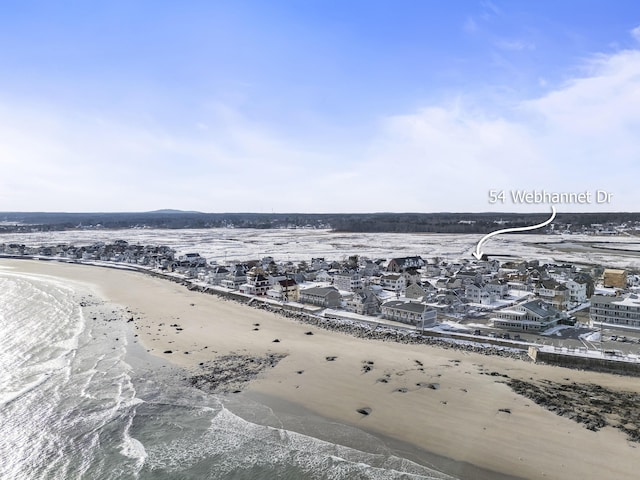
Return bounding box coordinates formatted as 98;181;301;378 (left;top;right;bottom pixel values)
2;240;639;343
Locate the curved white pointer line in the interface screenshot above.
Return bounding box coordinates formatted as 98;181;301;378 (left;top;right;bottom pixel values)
472;206;557;260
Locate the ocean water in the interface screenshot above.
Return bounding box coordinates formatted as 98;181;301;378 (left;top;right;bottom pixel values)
0;269;457;480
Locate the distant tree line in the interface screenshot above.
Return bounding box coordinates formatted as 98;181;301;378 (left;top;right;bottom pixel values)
1;211;639;234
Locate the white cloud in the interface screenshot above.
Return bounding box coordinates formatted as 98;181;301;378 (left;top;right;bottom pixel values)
2;48;640;213
480;1;501;17
631;25;640;42
463;16;478;34
355;49;640;212
523;50;640;138
495;39;535;51
0;101;321;212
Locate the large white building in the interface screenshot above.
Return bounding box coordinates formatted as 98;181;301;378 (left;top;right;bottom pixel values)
492;299;564;332
590;294;640;328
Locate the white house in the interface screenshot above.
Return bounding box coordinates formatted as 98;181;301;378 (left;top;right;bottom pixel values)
333;271;363;292
565;279;587;308
492;299;564;332
267;278;300;302
464;284;496;305
239;269;270;296
380;274;406;293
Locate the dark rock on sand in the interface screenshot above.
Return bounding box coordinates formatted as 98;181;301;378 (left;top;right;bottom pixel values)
508;378;640;441
188;353;287;394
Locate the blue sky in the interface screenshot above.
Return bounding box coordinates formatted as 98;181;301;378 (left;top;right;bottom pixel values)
1;0;640;213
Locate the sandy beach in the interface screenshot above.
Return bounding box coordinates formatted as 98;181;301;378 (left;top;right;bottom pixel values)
4;259;640;480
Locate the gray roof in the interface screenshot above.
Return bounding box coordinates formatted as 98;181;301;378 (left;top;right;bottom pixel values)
538;279;567;290
301;286;339;297
382;274;401;280
591;294;637;305
382;300;430;314
521;299;560;317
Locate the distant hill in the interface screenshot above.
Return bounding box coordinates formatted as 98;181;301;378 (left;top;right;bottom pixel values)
147;209;203;214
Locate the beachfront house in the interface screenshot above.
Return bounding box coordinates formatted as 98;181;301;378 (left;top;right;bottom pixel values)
267;278;300;302
3;243;25;255
381;300;437;327
220;265;247;290
590;294;640;328
492;299;564;332
239;268;271;296
299;286;342;308
345;288;381;315
207;266;230;285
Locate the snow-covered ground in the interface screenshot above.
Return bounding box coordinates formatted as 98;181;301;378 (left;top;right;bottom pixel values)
540;324;575;336
580;331;601;343
3;228;640;269
537;344;640;363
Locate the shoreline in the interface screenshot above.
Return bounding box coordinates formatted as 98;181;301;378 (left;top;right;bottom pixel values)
240;390;524;480
3;258;640;479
